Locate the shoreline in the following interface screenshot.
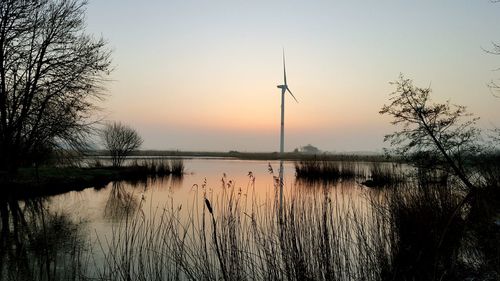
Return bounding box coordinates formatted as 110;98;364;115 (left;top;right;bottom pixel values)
90;150;392;162
1;166;180;200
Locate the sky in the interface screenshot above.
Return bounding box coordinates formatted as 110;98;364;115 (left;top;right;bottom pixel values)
85;0;500;152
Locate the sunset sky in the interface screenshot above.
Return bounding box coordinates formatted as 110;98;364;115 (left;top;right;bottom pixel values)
85;0;500;152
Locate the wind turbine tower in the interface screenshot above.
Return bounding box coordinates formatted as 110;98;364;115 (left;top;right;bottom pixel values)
277;50;297;217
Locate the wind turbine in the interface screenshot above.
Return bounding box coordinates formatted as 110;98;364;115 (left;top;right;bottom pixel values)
277;50;297;220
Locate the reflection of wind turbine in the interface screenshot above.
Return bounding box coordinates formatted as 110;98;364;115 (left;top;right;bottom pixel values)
277;50;298;220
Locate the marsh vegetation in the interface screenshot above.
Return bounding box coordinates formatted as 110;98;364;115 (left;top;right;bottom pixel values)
1;158;498;281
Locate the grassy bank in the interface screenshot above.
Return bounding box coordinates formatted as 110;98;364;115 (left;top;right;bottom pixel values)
1;158;185;199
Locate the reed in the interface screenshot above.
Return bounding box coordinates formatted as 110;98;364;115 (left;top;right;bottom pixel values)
92;169;498;280
363;162;406;188
126;158;184;177
170;159;185;176
94;174;394;281
294;160;359;182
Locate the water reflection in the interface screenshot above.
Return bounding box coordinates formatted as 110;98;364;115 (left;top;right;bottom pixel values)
0;194;87;281
102;174;184;221
169;174;184;189
103;181;140;221
147;174;184;190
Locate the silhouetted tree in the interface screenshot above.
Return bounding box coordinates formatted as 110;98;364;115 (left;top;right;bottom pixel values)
0;0;112;173
486;42;500;95
486;1;500;143
380;75;480;191
101;122;143;167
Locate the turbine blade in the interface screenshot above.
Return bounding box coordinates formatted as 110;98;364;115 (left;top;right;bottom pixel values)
283;49;287;85
287;87;298;103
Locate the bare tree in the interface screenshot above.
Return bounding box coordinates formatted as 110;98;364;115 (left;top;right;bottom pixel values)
485;42;500;95
380;75;481;191
0;0;112;173
101;122;143;167
486;0;500;142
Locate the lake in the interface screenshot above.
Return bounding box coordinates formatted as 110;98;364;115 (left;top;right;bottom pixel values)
47;158;375;226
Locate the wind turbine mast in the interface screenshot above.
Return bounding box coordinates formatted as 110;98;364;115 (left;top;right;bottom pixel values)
276;50;297;220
